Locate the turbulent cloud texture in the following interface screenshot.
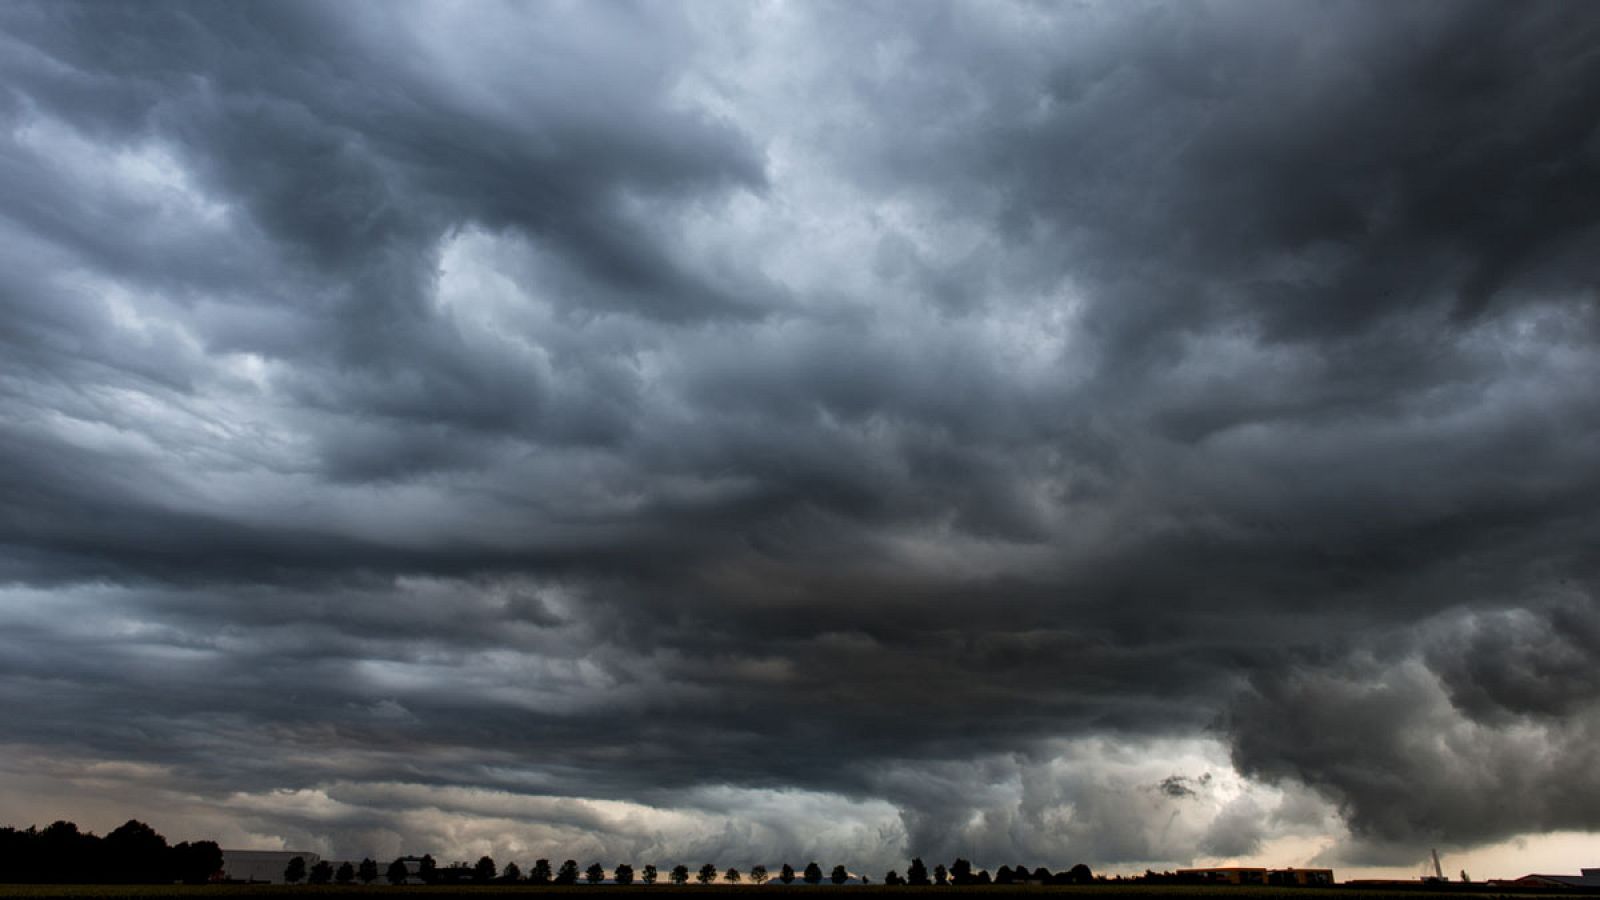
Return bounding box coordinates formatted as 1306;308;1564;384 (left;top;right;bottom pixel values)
1;0;1598;874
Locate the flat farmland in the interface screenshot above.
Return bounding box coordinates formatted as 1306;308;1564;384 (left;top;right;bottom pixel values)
0;886;1568;900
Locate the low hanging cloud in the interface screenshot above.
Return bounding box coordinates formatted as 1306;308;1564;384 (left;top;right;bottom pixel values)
1229;600;1600;853
1;0;1598;873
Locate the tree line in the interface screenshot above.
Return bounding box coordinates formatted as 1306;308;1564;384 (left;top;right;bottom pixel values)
0;820;221;884
0;819;1101;887
282;854;1097;887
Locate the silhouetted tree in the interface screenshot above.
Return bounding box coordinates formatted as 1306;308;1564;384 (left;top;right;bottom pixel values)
884;870;903;886
780;863;795;884
358;858;379;884
388;858;410;885
670;864;689;885
950;859;973;886
586;863;605;884
502;862;522;883
726;868;741;884
25;821;91;884
641;864;657;885
419;854;438;884
934;864;948;886
556;860;579;885
104;821;169;883
336;862;355;884
975;870;991;885
285;856;307;885
750;865;768;884
309;861;334;885
995;865;1015;885
907;858;930;886
698;863;717;885
530;859;552;885
1033;867;1053;883
831;865;848;885
472;856;495;884
1069;863;1093;884
804;861;822;884
172;840;223;884
614;863;634;885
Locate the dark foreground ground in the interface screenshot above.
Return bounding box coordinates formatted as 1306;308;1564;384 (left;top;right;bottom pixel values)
2;887;1595;900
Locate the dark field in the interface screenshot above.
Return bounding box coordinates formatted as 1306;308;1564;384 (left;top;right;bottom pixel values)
0;887;1579;900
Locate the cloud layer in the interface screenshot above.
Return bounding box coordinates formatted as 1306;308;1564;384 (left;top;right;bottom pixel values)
1;0;1597;874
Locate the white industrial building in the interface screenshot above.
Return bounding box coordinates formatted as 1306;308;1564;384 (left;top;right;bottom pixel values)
219;849;322;884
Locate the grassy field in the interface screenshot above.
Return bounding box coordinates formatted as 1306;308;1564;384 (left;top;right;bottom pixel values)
0;886;1571;900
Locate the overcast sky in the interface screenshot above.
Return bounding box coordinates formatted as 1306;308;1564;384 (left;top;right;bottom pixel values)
2;0;1598;880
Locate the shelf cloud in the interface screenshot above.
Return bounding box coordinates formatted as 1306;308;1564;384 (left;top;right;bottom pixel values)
1;0;1597;873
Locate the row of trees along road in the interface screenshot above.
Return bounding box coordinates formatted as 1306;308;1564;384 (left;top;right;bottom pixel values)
285;854;1096;887
0;819;1093;888
886;858;1096;886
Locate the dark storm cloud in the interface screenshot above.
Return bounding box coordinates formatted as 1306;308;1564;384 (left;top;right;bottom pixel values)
1229;599;1600;854
833;1;1600;339
1;0;1598;870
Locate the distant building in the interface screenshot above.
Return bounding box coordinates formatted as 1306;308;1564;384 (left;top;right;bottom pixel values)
1177;867;1334;886
323;856;426;885
434;863;477;884
1511;869;1600;889
1272;868;1336;886
1178;867;1266;885
220;850;321;884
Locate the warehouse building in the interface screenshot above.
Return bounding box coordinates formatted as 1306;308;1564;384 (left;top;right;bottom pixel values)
1176;867;1334;885
1510;869;1600;889
219;849;322;884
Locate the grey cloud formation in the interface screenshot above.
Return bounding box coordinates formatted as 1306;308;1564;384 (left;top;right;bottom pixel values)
1;0;1598;873
1230;599;1600;852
